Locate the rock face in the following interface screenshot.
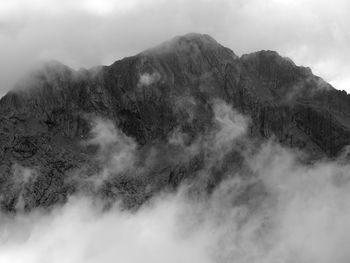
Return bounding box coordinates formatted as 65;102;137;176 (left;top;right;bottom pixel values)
0;33;350;211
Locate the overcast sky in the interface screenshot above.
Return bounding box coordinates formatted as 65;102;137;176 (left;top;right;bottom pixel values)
0;0;350;95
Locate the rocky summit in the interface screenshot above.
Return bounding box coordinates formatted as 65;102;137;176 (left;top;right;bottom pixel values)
0;33;350;212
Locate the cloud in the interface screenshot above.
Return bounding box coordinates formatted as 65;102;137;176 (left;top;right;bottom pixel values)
241;142;350;263
1;102;350;262
0;195;214;263
166;100;248;169
137;72;161;87
0;164;39;211
82;117;137;188
211;101;248;151
0;0;350;95
2;137;350;262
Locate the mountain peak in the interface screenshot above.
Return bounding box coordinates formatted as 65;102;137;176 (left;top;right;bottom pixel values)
141;33;231;56
1;33;350;211
174;32;218;45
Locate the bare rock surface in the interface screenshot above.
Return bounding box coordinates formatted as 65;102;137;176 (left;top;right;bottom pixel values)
1;33;350;211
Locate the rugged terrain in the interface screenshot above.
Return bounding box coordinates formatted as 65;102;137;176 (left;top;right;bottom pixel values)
0;33;350;211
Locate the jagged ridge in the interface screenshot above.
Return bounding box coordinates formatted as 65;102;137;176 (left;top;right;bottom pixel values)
0;33;350;211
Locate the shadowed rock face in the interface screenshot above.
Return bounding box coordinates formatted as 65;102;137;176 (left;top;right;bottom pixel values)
0;33;350;211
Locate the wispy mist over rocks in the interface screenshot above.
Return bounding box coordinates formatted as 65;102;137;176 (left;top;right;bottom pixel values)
1;112;350;263
1;32;350;262
137;72;161;88
1;33;350;210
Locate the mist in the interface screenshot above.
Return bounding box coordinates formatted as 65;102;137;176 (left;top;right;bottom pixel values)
1;101;350;263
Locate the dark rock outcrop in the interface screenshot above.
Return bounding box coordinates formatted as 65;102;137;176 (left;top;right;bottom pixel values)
1;33;350;211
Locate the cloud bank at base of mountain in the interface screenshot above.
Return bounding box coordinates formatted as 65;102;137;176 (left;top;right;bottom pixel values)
1;101;350;263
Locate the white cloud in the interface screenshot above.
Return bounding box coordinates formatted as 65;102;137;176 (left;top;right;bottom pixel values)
1;104;350;262
137;72;161;87
0;195;214;263
82;117;137;187
2;138;350;263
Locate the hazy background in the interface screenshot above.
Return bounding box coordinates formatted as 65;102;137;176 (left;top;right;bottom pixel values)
0;0;350;95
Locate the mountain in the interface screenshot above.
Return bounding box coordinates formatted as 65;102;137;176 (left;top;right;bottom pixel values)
0;33;350;212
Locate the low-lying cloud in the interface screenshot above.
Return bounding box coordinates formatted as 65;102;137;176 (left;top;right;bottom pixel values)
1;142;350;263
1;101;350;262
0;195;213;263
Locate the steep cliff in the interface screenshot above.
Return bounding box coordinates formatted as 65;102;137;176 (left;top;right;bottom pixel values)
0;33;349;211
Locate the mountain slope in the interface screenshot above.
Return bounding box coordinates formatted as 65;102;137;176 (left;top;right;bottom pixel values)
0;33;350;211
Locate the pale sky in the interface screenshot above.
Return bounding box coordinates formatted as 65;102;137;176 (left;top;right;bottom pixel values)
0;0;350;94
